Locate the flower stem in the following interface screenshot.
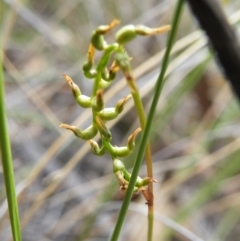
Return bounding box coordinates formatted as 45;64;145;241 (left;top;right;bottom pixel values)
120;63;154;240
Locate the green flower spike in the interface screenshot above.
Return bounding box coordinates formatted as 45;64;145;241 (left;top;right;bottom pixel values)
60;123;98;140
91;19;120;50
61;21;168;212
116;24;171;45
97;94;131;121
62;74;91;108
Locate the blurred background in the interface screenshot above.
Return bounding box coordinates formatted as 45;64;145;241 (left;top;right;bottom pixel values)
1;0;240;240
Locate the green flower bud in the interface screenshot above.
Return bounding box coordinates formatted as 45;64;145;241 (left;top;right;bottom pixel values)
83;69;97;79
60;124;98;140
97;108;118;121
115;24;171;45
99;79;112;89
111;146;131;157
91;20;119;50
82;61;93;72
95;116;112;142
135;177;158;188
91;33;106;50
115;25;137;45
62;74;91;108
113;159;125;173
76;95;91;108
97;94;131;121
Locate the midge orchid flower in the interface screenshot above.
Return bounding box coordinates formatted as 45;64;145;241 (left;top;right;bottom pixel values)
60;20;170;201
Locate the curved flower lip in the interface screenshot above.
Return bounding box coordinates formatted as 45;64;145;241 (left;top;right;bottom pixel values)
135;25;171;36
59;123;82;137
62;74;74;86
96;19;120;35
128;127;141;141
62;74;80;95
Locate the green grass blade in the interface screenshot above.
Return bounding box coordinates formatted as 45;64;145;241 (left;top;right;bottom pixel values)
0;50;22;240
109;1;184;240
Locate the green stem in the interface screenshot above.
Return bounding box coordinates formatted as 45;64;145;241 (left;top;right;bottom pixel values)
110;1;184;240
92;44;118;96
91;45;118;125
0;51;22;240
117;47;154;240
91;71;102;97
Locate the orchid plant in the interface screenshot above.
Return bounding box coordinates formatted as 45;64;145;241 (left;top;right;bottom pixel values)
60;19;170;202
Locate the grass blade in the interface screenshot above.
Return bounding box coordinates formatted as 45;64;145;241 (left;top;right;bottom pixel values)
0;49;22;240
